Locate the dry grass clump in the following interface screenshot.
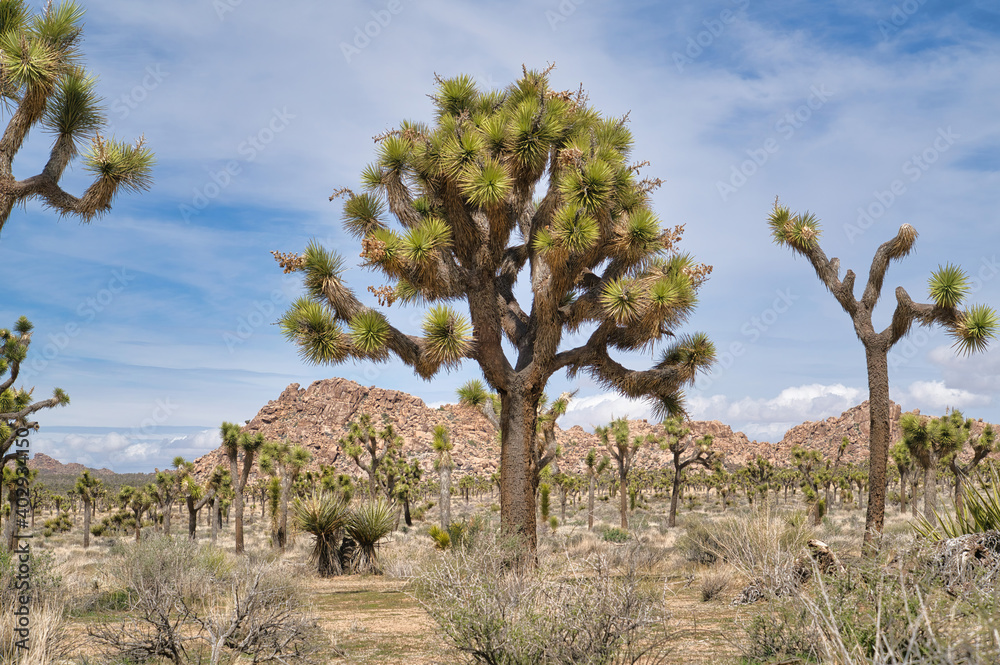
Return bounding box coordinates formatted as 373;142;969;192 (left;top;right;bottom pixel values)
412;527;675;664
699;569;731;602
740;547;1000;664
706;504;815;600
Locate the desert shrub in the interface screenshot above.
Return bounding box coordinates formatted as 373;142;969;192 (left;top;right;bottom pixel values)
414;527;673;664
0;549;71;663
601;527;630;543
42;512;72;535
428;525;451;550
710;505;813;599
548;516;558;532
741;603;822;663
680;518;720;565
741;547;1000;664
447;514;488;551
90;537;324;665
700;570;730;602
345;497;396;574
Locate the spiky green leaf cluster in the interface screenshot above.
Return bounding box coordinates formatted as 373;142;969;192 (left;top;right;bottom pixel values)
348;310;390;358
279;298;348;364
422;305;472;368
928;263;970;308
768;203;822;252
949;304;999;356
600;278;645;325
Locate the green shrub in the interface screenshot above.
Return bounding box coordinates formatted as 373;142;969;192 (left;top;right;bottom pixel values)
345;497;396;574
43;512;73;534
601;527;630;543
428;525;451;550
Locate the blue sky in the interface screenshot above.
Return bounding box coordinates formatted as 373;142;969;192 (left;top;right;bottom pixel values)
4;0;1000;472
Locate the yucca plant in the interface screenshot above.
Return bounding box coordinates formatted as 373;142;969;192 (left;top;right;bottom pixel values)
277;68;715;558
0;0;154;234
345;498;396;574
769;200;999;552
427;524;451;550
915;463;1000;540
293;491;350;576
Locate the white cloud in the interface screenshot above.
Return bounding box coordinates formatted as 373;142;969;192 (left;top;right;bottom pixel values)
562;394;656;431
899;380;991;412
689;383;864;442
28;428;221;473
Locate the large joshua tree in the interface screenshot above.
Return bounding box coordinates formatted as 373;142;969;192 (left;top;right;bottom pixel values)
277;69;714;555
0;0;154;235
768;201;998;551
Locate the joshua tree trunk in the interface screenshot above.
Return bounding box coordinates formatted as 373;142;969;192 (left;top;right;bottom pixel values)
439;466;452;531
162;501;172;536
864;344;890;551
499;388;539;554
954;468;966;522
587;475;596;531
618;470;628;530
83;498;92;549
187;492;214;541
923;463;937;522
210;498;220;545
277;475;292;550
898;469;908;513
668;470;682;528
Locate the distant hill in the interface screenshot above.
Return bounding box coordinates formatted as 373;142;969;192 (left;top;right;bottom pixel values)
27;453;155;494
191;377;997;482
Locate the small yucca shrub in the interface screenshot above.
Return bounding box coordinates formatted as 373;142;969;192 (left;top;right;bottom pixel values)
293;490;350;576
428;525;451;550
346;497;396;574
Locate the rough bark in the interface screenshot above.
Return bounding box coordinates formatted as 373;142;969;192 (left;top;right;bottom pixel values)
439;466;451;530
619;469;629;530
587;475;595;530
668;470;682;529
923;464;937;522
499;387;538;555
863;344;890;553
83;499;91;549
